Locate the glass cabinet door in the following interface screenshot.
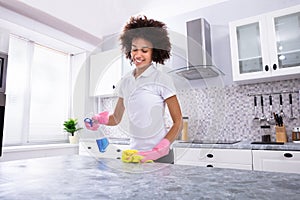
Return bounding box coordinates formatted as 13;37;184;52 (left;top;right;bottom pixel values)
236;22;263;74
274;12;300;69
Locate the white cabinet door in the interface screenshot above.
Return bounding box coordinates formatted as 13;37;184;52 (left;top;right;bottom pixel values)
229;15;270;82
253;150;300;174
229;5;300;83
266;5;300;78
174;148;252;170
90;49;122;97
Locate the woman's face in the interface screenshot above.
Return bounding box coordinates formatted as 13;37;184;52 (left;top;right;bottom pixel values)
131;38;153;68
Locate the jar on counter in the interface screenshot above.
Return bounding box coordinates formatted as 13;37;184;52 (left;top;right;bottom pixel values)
260;125;271;142
181;117;189;141
292;127;300;141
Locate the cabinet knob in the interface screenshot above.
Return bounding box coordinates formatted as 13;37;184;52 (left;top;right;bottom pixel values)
116;157;121;159
112;85;116;89
116;149;121;152
206;164;213;168
87;146;92;149
264;65;269;71
273;64;277;70
207;154;214;158
284;153;293;158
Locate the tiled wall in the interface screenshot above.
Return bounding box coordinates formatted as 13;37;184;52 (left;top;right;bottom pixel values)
100;78;300;142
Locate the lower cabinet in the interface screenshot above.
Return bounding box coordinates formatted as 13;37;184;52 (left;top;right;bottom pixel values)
174;148;252;170
252;150;300;174
79;140;129;160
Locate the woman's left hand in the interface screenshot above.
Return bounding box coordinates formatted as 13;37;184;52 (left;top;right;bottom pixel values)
138;138;170;162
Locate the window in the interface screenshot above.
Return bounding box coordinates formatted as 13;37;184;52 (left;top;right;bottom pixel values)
3;36;71;145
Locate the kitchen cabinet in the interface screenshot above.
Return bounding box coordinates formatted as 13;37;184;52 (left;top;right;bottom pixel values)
252;150;300;174
174;148;252;170
229;5;300;83
79;140;129;159
90;49;132;97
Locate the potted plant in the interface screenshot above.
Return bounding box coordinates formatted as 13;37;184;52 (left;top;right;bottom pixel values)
63;118;83;144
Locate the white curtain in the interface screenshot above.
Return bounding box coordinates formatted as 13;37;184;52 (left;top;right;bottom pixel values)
3;36;71;145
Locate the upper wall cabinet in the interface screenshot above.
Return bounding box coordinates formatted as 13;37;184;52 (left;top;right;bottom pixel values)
90;49;132;97
229;5;300;84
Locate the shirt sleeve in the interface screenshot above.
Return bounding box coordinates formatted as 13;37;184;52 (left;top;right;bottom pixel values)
158;72;177;100
114;77;124;98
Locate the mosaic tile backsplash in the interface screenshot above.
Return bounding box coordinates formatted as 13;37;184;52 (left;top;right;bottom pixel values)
100;78;300;142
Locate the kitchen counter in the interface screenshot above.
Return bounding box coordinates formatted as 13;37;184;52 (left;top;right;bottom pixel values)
0;155;300;199
173;140;300;151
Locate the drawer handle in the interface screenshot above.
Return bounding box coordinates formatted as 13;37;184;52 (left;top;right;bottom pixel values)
284;153;293;158
116;157;121;159
87;146;92;149
265;65;269;71
207;154;213;158
206;164;213;168
116;149;121;152
273;64;277;70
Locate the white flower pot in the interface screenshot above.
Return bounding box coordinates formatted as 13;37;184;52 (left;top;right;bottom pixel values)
69;135;79;144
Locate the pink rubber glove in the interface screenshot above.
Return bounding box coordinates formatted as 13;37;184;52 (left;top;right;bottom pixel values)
138;138;170;163
84;111;109;131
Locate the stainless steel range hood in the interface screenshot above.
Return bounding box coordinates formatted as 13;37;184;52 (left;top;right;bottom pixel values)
169;18;224;80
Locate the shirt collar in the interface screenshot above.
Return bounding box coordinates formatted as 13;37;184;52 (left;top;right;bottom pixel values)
131;63;156;78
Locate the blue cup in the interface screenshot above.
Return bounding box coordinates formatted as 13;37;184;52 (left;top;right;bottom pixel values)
96;138;109;153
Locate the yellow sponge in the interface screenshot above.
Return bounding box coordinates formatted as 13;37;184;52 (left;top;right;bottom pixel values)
121;149;153;163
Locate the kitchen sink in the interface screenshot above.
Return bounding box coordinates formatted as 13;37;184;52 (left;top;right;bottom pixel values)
179;140;241;144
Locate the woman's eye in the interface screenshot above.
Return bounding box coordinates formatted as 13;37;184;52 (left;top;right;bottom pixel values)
142;49;148;53
131;49;137;52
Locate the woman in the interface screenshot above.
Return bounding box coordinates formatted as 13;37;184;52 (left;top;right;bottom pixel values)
85;16;182;163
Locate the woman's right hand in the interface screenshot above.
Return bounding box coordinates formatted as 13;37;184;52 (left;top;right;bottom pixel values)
84;111;109;131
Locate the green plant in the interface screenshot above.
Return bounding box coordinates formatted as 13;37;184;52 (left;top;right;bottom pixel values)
63;118;83;136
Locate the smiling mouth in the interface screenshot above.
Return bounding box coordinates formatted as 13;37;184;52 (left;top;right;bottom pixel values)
134;59;143;63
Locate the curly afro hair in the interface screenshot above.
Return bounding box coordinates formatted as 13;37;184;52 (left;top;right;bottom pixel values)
119;15;171;65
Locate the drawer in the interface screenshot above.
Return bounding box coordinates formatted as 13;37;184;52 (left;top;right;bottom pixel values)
176;160;252;170
79;141;128;159
253;150;300;174
253;150;300;160
174;148;252;165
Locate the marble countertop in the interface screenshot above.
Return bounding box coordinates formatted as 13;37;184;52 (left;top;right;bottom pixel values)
1;155;300;199
80;137;300;151
173;140;300;151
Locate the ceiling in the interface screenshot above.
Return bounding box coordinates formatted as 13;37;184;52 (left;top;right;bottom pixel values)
0;0;228;46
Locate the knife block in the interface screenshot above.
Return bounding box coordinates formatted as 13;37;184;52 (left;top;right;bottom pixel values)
275;125;287;143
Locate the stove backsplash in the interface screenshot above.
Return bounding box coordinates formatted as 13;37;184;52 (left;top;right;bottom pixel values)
100;78;300;142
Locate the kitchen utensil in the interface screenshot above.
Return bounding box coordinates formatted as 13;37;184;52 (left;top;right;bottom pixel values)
279;94;285;117
260;95;267;121
288;93;296;120
274;112;283;126
253;96;259;120
267;95;275;124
